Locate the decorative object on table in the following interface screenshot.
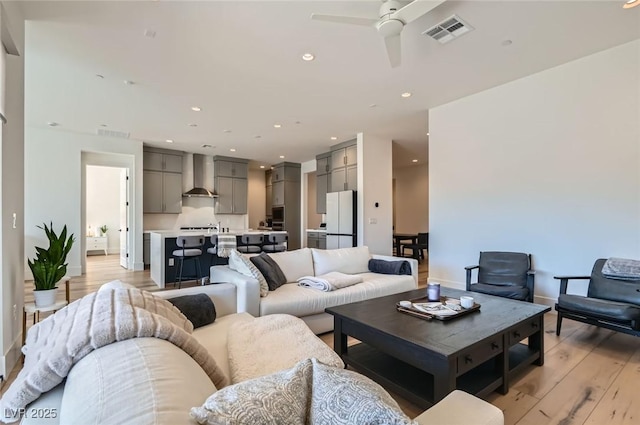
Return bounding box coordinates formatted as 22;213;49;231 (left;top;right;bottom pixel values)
99;225;108;237
27;222;75;307
427;282;441;301
396;296;481;321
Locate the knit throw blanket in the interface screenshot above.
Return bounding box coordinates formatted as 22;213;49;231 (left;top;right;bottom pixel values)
0;288;228;423
602;257;640;280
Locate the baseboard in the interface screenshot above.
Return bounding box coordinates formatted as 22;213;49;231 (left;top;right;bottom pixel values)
67;265;82;277
427;277;465;290
2;334;22;380
107;248;120;255
132;261;144;271
533;295;557;308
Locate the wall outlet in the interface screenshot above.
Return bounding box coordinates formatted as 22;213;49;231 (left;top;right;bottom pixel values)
168;258;174;267
13;304;17;321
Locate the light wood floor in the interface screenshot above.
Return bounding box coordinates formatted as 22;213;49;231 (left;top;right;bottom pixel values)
5;255;640;425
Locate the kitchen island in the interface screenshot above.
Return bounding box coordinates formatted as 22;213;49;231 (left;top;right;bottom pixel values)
148;230;287;288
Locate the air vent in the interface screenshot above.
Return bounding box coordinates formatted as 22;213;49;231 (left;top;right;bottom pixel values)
96;128;130;139
422;15;474;44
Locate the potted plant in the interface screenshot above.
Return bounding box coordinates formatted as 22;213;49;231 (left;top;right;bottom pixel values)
99;225;108;237
28;222;75;307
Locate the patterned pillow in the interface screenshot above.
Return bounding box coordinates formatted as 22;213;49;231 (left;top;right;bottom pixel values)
228;249;269;297
310;360;416;425
190;357;312;425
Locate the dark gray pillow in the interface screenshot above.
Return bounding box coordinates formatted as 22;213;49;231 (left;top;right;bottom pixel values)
250;253;288;291
167;293;216;328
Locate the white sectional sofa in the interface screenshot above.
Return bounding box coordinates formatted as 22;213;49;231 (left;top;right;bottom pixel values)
19;282;503;425
210;246;419;334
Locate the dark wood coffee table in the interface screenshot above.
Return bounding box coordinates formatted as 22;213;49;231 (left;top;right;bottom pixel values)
325;287;550;408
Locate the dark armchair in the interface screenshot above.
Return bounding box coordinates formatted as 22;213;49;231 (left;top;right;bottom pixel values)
555;259;640;336
465;251;535;302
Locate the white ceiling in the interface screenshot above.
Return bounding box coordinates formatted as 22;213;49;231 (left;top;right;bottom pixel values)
20;1;640;168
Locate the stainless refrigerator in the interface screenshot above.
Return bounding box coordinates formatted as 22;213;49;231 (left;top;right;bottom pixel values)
326;190;356;249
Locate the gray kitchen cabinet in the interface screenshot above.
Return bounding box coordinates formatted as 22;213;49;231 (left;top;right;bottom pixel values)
143;148;184;214
272;181;285;206
307;232;326;249
213;156;249;215
329;140;357;193
270;162;301;250
272;164;300;183
214;160;248;179
265;170;272;216
318;233;327;249
316;152;331;214
143;151;182;173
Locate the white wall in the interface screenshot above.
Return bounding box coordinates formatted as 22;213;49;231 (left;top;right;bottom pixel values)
429;40;640;304
86;165;121;254
357;132;393;255
306;171;322;229
0;0;24;378
25;128;144;276
393;164;429;234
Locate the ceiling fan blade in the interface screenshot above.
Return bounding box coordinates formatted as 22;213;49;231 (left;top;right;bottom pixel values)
384;34;401;68
310;13;378;27
392;0;447;24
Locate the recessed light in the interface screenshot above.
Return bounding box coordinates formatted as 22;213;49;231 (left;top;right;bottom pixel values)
201;144;214;148
230;148;236;152
412;159;418;163
279;155;285;159
302;53;315;61
95;74;104;79
47;121;59;127
369;104;377;108
191;106;201;112
401;92;412;98
223;129;231;133
255;135;262;139
124;80;135;85
501;39;513;47
330;136;337;140
427;132;430;136
260;165;265;169
100;124;108;127
274;124;282;128
166;139;174;143
295;121;301;125
188;123;198;127
144;29;156;38
623;0;640;9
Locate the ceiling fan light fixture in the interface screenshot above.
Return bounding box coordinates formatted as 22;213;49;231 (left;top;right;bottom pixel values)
623;0;640;8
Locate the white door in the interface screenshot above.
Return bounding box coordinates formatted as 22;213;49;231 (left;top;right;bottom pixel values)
119;169;129;268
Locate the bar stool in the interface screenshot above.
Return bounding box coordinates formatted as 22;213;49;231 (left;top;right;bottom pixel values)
206;234;218;262
262;233;288;253
173;235;205;288
237;233;264;254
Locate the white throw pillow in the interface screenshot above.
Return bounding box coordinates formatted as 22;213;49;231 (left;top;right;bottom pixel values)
268;248;315;283
98;280;135;292
228;249;268;297
311;246;371;276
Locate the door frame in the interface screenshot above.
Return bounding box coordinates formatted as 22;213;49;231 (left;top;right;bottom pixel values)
81;152;136;273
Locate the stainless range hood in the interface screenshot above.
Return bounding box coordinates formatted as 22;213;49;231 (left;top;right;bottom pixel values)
183;154;218;198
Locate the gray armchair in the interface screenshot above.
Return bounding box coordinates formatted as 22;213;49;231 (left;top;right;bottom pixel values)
555;259;640;336
465;251;535;302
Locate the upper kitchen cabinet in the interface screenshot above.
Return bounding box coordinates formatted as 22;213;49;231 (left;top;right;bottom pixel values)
143;151;183;173
213;156;249;214
143;148;183;213
272;163;300;183
265;170;273;217
316;152;331;214
329;140;357;192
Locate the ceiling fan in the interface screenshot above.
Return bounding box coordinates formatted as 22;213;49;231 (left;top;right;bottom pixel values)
311;0;446;68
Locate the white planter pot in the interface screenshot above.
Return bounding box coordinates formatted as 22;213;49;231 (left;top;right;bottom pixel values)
34;288;58;308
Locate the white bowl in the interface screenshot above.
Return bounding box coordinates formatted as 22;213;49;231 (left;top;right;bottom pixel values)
399;300;412;308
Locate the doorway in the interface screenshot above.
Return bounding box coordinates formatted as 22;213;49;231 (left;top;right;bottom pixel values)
81;152;134;274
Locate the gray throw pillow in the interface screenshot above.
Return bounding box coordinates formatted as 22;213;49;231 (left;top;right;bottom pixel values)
250;253;288;291
190;357;312;425
167;293;216;329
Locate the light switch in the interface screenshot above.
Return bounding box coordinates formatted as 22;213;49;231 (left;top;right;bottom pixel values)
369;218;377;224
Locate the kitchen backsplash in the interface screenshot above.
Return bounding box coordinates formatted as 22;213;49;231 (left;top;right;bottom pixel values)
143;197;248;230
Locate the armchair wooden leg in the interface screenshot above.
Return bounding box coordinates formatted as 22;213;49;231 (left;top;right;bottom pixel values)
556;313;563;336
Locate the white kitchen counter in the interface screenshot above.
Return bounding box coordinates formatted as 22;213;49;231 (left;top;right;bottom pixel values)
306;229;327;233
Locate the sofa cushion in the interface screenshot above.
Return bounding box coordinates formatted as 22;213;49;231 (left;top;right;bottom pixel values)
251;253;288;291
268;247;315;282
190;358;312;425
167;293;216;329
192;312;255;383
260;272;416;317
98;279;136;291
60;338;215;425
228;249;269;297
311;246;371;276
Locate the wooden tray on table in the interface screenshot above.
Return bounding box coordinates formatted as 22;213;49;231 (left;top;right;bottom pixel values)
396;296;481;321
